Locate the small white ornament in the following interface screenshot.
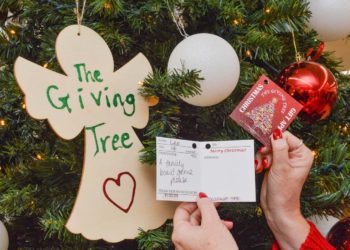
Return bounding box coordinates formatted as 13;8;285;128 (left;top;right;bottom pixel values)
308;0;350;41
167;33;240;107
308;215;339;237
0;221;9;250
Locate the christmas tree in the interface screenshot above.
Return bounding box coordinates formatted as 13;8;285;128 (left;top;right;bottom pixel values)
0;0;349;249
246;99;276;135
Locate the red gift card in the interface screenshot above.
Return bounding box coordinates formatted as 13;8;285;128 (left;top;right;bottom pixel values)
230;75;303;147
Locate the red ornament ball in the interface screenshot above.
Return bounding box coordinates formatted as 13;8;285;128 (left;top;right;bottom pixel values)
277;61;338;122
327;217;350;249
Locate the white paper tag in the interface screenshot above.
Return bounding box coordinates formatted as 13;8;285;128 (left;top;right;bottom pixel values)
156;137;256;202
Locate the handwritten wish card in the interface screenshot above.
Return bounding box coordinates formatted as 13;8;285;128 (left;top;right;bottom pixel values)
230;75;303;147
156;137;256;202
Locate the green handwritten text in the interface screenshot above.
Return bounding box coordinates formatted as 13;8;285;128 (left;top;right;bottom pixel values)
85;122;133;156
47;85;72;113
46;85;135;116
74;63;103;83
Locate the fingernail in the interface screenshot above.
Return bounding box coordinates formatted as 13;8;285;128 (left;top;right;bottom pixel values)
256;162;263;174
199;192;208;199
272;128;283;140
254;159;259;169
258;146;266;153
224;220;234;224
262;157;269;169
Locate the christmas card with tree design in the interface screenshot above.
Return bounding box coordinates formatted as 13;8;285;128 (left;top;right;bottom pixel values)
230;75;303;147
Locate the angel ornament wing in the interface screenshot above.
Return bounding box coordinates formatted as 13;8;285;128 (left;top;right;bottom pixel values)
14;25;175;242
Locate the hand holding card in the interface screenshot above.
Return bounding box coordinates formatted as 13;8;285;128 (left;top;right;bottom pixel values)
155;76;300;203
230;75;303;147
156;137;256;202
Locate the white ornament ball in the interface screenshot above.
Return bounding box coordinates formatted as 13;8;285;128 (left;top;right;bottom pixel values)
0;221;9;250
167;33;240;107
308;215;339;237
308;0;350;41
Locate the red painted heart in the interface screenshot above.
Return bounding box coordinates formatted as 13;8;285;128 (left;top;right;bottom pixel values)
102;171;136;213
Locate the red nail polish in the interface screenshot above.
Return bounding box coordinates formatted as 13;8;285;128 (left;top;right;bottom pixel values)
262;157;269;169
258;146;265;153
272;128;283;140
256;162;263;174
199;192;208;198
254;159;259;169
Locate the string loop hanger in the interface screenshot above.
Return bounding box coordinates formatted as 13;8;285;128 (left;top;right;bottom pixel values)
287;18;303;62
166;0;189;38
75;0;87;36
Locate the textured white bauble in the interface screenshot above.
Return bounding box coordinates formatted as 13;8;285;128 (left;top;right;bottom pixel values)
0;221;9;250
308;0;350;41
167;33;240;107
308;215;339;237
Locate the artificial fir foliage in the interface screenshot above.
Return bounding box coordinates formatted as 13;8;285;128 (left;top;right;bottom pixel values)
0;0;349;249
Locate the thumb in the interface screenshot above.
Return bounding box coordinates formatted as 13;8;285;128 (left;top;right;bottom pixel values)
271;129;289;169
196;193;221;226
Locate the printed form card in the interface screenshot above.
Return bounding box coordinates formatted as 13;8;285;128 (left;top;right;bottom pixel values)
156;137;256;202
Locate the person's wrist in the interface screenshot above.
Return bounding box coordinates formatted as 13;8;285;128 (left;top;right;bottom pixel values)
264;204;301;226
267;210;305;232
266;210;310;250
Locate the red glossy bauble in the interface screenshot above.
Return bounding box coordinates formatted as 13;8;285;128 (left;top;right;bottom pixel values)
327;217;350;250
277;61;338;122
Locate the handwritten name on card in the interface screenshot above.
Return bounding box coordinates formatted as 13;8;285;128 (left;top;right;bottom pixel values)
156;137;256;202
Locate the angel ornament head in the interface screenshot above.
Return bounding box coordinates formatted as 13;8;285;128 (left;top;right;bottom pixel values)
14;25;174;242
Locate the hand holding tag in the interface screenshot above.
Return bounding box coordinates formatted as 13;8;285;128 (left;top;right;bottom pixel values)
230;75;303;147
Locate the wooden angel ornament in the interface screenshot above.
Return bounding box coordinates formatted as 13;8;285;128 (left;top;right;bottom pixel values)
14;25;174;242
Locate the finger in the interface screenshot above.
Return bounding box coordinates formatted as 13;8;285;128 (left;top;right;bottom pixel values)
190;202;221;226
172;230;191;250
196;194;221;226
173;202;197;227
270;129;289;170
172;240;186;250
256;153;272;172
262;154;272;170
284;131;314;170
255;153;264;174
190;207;201;226
222;220;234;230
260;171;269;210
283;131;306;152
258;146;271;155
214;202;221;207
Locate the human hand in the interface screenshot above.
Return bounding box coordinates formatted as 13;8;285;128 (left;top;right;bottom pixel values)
255;129;314;249
172;193;238;250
